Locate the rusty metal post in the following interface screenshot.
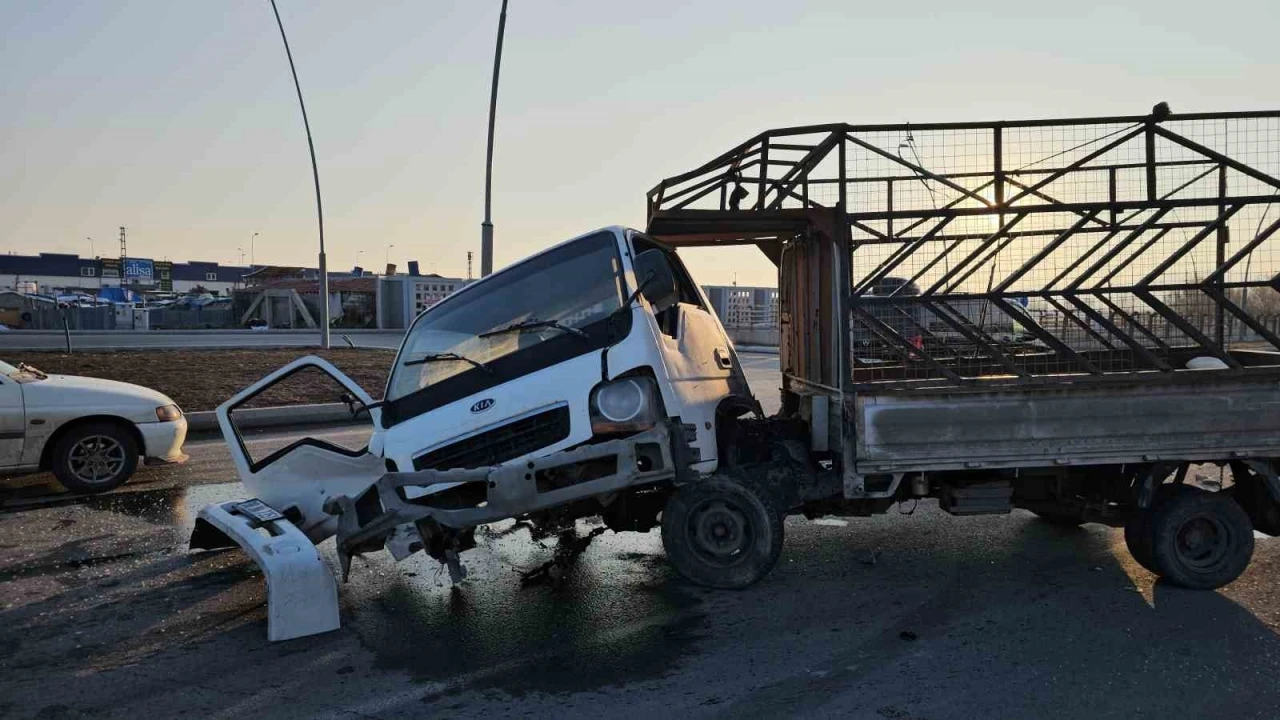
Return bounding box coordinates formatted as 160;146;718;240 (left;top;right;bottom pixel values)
1217;163;1229;345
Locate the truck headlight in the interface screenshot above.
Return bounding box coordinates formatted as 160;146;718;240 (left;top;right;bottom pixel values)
155;404;183;422
590;377;660;433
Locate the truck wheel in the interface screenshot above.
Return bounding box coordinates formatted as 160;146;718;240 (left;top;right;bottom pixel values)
1125;484;1198;573
661;474;784;589
51;421;139;494
1149;486;1254;590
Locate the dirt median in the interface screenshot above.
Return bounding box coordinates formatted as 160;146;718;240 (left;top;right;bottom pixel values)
9;348;396;411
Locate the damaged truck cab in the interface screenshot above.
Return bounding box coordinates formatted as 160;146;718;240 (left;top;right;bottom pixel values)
194;227;761;640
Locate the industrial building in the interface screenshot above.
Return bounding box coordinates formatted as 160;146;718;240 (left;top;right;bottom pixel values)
0;252;249;296
701;284;779;326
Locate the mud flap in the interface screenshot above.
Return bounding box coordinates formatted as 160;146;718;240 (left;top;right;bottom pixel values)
195;501;340;641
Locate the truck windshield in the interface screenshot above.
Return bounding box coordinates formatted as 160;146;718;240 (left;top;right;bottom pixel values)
386;232;625;403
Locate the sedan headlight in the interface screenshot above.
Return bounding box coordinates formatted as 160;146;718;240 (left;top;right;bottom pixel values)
590;377;660;434
155;404;183;422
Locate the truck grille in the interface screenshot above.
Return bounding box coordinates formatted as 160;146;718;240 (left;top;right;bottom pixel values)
412;406;571;471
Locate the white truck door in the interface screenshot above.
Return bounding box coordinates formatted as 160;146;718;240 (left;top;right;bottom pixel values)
0;375;24;467
216;356;385;543
647;261;737;469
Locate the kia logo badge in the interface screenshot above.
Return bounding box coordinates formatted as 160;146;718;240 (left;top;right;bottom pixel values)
470;398;496;413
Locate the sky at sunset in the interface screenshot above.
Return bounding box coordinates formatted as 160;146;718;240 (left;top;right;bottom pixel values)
2;0;1277;286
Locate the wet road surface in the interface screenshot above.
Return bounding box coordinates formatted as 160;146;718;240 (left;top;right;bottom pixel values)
3;352;1280;718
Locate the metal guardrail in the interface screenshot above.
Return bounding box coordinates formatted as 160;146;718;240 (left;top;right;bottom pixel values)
648;108;1280;385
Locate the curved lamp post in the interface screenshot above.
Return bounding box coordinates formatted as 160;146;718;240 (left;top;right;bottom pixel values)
480;0;508;278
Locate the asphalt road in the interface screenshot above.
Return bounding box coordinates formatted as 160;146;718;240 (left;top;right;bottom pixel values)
0;330;407;350
3;353;1279;719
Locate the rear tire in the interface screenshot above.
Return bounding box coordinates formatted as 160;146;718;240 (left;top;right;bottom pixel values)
1125;484;1199;573
50;421;139;494
661;474;783;589
1149;486;1254;590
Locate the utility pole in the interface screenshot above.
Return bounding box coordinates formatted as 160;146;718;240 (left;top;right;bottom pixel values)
270;0;329;348
480;0;508;278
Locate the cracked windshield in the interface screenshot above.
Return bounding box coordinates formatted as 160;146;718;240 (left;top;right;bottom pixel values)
387;233;624;400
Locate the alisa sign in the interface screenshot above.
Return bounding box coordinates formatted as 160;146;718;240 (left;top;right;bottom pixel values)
123;258;154;282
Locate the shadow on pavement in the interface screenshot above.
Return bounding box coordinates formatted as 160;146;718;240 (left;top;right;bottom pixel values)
716;514;1280;720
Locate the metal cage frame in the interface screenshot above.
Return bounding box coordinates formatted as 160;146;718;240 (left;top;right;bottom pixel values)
647;108;1280;389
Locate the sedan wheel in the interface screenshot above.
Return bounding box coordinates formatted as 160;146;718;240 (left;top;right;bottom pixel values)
69;435;127;484
51;422;139;494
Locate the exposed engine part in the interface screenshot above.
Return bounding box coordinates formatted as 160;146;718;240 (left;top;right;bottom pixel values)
415;518;476;585
601;488;667;533
385;523;425;561
444;549;468;584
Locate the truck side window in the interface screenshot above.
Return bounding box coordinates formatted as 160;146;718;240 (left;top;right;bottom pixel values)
631;235;703;338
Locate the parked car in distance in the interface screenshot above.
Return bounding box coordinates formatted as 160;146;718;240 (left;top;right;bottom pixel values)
0;360;188;493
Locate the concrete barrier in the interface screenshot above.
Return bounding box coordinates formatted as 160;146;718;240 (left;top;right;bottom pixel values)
725;326;779;347
185;402;355;433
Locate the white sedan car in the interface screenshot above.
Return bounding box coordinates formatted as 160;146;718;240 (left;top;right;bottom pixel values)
0;360;188;493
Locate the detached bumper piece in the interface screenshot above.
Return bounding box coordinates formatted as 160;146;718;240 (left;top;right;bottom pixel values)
191;501;340;642
328;425;675;582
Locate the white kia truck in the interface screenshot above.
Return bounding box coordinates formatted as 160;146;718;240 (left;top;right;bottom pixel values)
196;108;1280;643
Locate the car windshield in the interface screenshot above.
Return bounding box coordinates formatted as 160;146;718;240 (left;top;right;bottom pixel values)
386;232;625;402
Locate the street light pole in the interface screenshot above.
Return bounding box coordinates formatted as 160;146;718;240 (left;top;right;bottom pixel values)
385;244;395;269
250;232;259;267
86;237;94;258
480;0;508;278
270;0;329;349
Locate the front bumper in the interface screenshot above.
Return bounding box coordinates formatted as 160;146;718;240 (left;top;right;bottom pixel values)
191;501;340;641
329;424;678;576
138;416;189;465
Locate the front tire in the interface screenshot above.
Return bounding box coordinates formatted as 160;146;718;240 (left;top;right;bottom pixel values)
51;422;139;494
661;474;784;589
1148;486;1254;589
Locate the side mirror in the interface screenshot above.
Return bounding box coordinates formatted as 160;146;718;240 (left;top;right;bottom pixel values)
632;249;678;311
341;392;383;420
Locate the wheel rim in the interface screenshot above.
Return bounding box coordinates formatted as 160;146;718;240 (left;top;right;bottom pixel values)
67;435;127;485
685;498;755;567
1174;514;1232;572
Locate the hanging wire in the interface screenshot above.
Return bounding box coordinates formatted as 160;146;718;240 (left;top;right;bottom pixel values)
1011;122;1143;173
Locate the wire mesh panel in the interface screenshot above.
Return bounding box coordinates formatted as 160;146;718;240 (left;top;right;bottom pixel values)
647;109;1280;388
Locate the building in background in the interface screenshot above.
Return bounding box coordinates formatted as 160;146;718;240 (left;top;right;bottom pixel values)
378;273;470;329
701;284;779;326
0;253;250;296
